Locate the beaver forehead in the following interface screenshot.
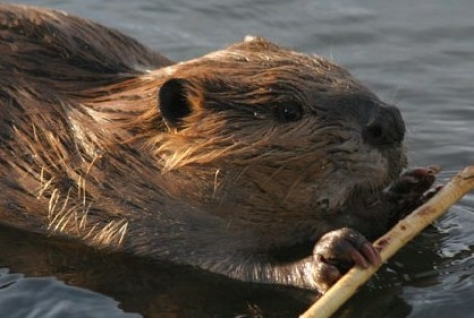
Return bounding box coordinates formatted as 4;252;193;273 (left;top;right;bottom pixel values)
167;37;348;80
168;37;374;104
208;36;340;71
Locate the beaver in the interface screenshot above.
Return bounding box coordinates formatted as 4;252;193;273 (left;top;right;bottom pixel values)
0;4;438;293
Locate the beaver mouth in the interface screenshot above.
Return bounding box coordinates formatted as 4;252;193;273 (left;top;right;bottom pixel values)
346;184;389;218
345;155;408;218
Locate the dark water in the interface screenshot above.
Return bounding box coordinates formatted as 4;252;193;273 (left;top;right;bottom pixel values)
2;0;474;317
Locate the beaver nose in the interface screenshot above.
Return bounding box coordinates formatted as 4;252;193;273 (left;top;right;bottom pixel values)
362;105;405;148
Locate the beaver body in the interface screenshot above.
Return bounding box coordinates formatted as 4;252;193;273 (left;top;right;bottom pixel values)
0;4;436;292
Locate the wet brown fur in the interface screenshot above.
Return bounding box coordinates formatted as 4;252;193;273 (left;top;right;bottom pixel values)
0;4;406;290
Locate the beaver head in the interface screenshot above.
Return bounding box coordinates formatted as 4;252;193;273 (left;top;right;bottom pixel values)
133;36;406;245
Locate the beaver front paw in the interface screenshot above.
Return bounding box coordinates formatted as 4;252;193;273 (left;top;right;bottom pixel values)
312;227;381;293
385;165;442;220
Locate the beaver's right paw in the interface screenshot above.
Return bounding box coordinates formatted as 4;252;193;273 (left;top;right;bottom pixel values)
312;227;381;293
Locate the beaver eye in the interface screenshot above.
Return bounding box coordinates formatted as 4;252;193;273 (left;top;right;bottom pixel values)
275;102;304;123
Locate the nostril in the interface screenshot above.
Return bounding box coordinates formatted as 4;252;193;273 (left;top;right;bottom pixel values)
362;112;404;148
365;122;383;140
363;120;386;147
361;105;405;148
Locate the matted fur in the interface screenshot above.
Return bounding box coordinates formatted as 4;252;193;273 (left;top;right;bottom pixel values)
0;4;407;290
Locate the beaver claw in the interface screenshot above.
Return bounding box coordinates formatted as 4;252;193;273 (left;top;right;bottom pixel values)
312;227;380;292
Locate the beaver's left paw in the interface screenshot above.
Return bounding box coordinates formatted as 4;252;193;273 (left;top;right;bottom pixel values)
312;227;381;293
385;165;442;219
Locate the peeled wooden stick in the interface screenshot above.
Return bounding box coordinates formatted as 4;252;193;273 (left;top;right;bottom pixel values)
300;165;474;318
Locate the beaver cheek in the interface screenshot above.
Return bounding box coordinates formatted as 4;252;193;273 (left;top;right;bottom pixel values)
312;198;330;211
309;179;352;212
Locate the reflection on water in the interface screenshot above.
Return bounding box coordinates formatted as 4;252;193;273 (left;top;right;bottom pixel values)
3;0;474;317
0;226;313;317
0;268;138;317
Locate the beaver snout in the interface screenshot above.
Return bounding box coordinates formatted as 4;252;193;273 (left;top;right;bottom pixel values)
362;105;405;148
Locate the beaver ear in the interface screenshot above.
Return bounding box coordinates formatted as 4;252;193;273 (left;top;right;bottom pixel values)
159;78;193;129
